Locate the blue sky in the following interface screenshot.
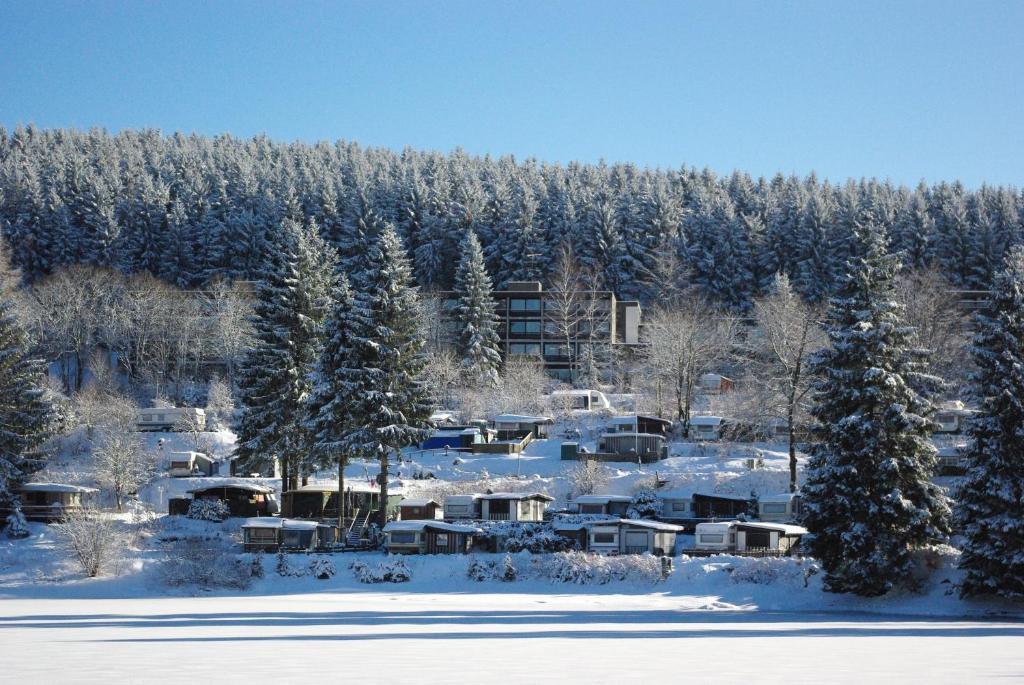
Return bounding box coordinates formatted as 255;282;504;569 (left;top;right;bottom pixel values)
1;0;1021;188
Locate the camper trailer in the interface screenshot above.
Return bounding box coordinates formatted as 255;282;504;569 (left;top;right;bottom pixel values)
933;402;977;434
569;494;632;516
757;493;801;522
585;519;682;556
689;416;723;441
383;520;481;554
137;407;206;432
694;521;807;554
550;389;612;412
444;494;482;520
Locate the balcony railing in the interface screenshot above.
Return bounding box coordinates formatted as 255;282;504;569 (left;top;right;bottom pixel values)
485;513;510;521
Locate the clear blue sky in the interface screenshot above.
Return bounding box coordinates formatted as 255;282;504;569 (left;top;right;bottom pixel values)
1;0;1021;188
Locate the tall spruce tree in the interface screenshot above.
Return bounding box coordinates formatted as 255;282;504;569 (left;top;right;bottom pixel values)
341;225;431;528
956;250;1024;599
802;219;950;596
0;245;57;531
234;219;334;493
304;272;370;530
453;231;502;387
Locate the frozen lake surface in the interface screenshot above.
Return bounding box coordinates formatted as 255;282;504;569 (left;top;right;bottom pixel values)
3;591;1021;684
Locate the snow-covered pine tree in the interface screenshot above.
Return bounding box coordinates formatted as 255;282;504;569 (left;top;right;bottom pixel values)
453;231;502;387
304;272;371;530
341;225;431;528
801;217;950;596
0;283;57;529
956;249;1024;599
234;219;334;493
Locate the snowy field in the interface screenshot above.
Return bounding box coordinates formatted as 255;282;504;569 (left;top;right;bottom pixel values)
2;591;1023;684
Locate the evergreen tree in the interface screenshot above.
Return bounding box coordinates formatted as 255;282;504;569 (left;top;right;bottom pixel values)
956;250;1024;599
802;219;949;596
0;282;57;522
304;272;370;530
453;231;502;387
341;225;431;528
234;219;334;492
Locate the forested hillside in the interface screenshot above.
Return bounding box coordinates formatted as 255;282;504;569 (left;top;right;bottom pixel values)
1;127;1019;310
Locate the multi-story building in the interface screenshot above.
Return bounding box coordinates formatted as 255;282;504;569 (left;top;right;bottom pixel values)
439;281;642;381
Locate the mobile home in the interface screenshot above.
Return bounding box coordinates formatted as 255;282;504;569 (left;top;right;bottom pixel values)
240;518;320;552
689;415;723;441
757;493;801;522
488;414;554;440
10;483;97;522
444;494;482;520
550;389;612;412
166;451;216;477
479;492;554;522
383;520;481;554
694;520;807;554
569;494;632;516
598;415;671;460
137;407;206;432
585;519;682;556
188;482;278;518
933;402;977;434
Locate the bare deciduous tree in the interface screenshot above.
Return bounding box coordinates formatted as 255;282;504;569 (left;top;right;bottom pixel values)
565;459;610;500
751;273;826;491
644;296;735;434
894;268;971;388
546;243;608;387
56;508;127;577
93;430;157;512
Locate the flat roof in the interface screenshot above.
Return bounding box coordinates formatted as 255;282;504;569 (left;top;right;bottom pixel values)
759;493;799;503
491;414;555;424
585;519;683;532
189;482;273;494
19;482;98;494
384;520;481;534
400;498;440;507
689;416;723;426
734;521;808;535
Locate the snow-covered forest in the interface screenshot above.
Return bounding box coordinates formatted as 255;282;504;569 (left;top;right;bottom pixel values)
1;126;1021;309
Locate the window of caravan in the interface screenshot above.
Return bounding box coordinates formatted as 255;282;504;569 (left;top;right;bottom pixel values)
700;534;725;543
697;424;714;432
761;503;787;514
248;528;276;542
447;504;468;513
593;532;616;544
671;501;690;512
390;532;417;544
435;534;448;547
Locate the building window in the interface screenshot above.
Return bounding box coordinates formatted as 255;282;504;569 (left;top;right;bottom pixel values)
671;501;690;512
447;504;468;513
544;343;570;358
509;343;541;355
434;533;449;547
509;298;541;312
593;532;616;544
510;321;541;334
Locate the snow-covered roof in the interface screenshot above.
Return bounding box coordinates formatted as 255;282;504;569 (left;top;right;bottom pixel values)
240;517;282;529
572;495;633;505
479;492;554;501
588;519;683;532
428;428;480;437
733;521;808;536
400;498;440;507
18;482;97;494
700;373;733;383
384;520;481;534
281;519;320;530
695;521;734;532
293;482;405;494
490;414;554;424
689;416;723;426
759;493;799;504
167;450;214;463
189;482;273;494
936;445;967;456
658;489;694;500
429;411;457;423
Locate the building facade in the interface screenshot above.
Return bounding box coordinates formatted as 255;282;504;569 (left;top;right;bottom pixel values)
439;281;642;381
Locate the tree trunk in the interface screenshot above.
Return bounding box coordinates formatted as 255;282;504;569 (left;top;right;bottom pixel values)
787;400;797;493
337;456;345;533
280;457;289;504
378;450;389;530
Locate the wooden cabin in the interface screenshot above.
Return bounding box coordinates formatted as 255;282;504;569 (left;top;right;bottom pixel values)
757;493;801;522
691;492;754;519
694;521;806;554
399;498;442;521
585;519;682;556
479;492;553;521
383;520;481;554
488;414;554;441
166;451;216;477
281;484;403;521
188;483;278;518
12;483;97;522
569;495;632;516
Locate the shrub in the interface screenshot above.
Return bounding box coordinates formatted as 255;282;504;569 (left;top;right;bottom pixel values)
160;537;253;589
186;499;229;522
626;489;660;520
499;523;577;553
276;551;305;577
309;557;336;580
501;554;518;581
250;552;265;578
352;558;412;583
466;557;491;581
534;551;664;585
54;508;126;577
4;506;30;539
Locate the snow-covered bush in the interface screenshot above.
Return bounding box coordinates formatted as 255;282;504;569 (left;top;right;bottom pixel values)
466;556;492;581
499;523;577;553
160;537;253;589
627;489;660;519
726;556;821;588
276;551;305;577
351;558;412;583
4;506;30;539
534;551;664;585
250;552;265;578
501;554;518;581
309;557;336;580
186;499;229;522
54;508;127;578
566;459;610;499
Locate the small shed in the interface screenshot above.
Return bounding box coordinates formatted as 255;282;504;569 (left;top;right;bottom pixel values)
489;414;554;440
281;483;403;521
166;451;216;477
758;493;801;522
383;520;481;554
399;498;442;521
585;519;682;556
479;492;554;522
239;518;320;552
933;402;978;434
188;483;278;518
13;483;98;522
569;495;632;516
